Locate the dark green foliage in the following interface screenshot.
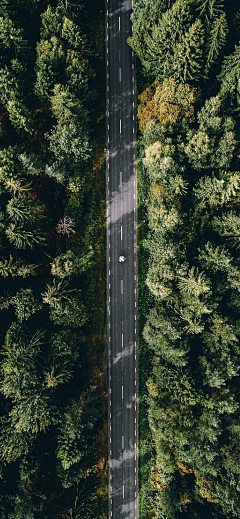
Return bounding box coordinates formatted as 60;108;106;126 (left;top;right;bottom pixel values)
218;43;240;104
129;0;228;83
0;0;105;516
135;0;240;517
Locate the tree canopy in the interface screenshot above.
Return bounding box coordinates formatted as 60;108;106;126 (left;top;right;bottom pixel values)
135;0;240;517
0;0;106;516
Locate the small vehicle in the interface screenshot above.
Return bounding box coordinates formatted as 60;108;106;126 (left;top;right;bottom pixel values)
119;255;126;263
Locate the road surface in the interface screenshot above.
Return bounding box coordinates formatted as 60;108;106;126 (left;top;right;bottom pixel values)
106;0;138;517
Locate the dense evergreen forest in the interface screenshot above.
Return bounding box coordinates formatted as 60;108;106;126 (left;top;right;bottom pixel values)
0;0;107;517
129;0;240;518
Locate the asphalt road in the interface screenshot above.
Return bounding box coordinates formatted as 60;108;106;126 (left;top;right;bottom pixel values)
106;0;138;518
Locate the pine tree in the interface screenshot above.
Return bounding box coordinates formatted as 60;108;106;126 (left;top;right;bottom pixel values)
129;0;194;80
198;242;232;273
6;194;44;224
218;43;240;102
41;279;73;309
212;211;240;249
173;19;205;81
205;12;228;72
5;223;46;249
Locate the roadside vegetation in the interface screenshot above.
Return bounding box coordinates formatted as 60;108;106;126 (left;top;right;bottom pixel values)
0;0;107;517
129;1;240;517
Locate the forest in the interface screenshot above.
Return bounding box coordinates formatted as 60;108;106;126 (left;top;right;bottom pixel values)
129;0;240;518
0;0;107;517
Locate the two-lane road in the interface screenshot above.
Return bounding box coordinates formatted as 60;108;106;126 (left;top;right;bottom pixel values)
106;0;138;517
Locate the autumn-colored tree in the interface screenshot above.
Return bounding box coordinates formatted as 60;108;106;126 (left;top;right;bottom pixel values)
138;78;197;131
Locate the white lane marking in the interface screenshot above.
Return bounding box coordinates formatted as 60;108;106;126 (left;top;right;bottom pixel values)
121;279;123;294
109;257;110;262
108;124;109;130
107;47;108;53
122;384;124;399
107;86;109;91
133;127;135;134
107;22;108;28
107;60;109;66
110;413;111;419
122;333;124;349
120;170;122;185
109;297;111;302
121;225;122;241
119;68;121;82
123;484;124;500
133;89;135;95
109;269;110;275
119;16;121;30
122;435;124;449
132;63;134;69
120;119;122;134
